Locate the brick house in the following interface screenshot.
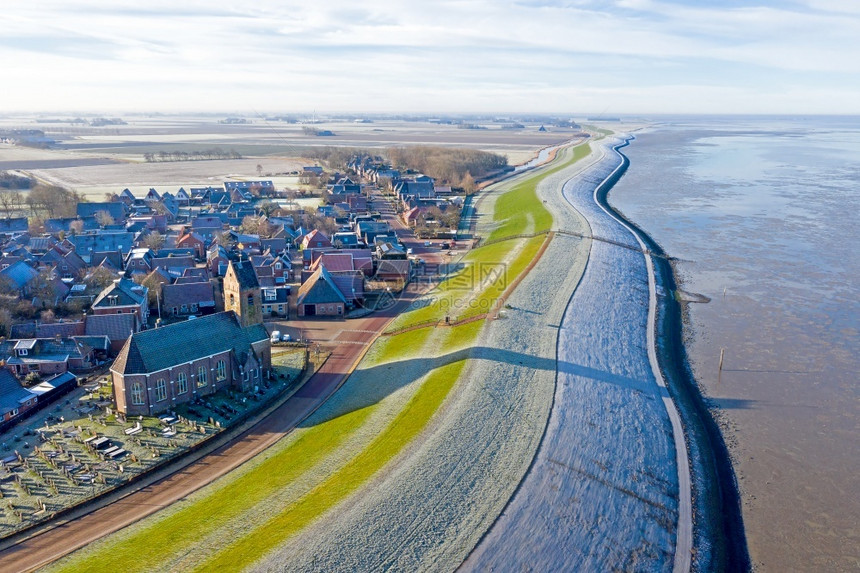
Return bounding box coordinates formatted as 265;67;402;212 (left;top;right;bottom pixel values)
91;278;149;323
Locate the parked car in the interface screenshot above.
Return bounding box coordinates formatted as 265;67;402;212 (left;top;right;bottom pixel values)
441;242;451;249
271;330;281;343
282;333;291;342
424;240;432;247
406;247;413;255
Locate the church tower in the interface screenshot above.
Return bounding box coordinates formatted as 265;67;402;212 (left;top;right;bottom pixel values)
224;259;262;327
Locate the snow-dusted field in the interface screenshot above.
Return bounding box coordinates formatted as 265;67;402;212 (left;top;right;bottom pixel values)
245;136;685;572
464;137;680;571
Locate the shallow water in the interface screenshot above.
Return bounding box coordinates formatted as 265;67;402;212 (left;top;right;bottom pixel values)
609;117;860;571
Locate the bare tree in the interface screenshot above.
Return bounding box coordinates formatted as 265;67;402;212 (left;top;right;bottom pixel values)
0;190;23;218
143;231;165;251
257;200;278;217
86;266;118;288
68;219;84;235
94;210;115;227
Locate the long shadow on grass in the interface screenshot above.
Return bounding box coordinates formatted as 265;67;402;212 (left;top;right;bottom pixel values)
297;346;674;428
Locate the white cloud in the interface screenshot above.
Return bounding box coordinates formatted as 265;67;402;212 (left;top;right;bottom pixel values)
1;0;859;113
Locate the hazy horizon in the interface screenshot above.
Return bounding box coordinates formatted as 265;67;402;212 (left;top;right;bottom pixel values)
4;1;860;116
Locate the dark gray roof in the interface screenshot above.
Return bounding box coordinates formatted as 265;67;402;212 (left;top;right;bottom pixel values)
0;370;35;416
229;260;259;289
0;261;39;289
68;231;136;257
85;313;139;342
0;217;29;233
92;278;146;308
162;281;215;308
73;335;110;352
76;202;125;221
113;311;267;375
297;265;347;306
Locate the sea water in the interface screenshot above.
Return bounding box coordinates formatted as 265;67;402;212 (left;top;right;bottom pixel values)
609;116;860;571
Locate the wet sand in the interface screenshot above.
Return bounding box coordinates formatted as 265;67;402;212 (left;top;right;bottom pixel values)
608;120;860;571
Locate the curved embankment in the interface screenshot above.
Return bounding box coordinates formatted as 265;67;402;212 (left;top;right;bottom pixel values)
244;145;596;571
598;141;751;571
465;135;691;571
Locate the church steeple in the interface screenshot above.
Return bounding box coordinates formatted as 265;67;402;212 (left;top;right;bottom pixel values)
223;259;262;327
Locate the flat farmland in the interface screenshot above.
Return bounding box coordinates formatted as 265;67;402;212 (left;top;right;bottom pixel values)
27;158;306;198
2;116;578;191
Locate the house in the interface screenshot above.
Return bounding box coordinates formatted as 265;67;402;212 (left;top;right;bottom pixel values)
260;237;288;254
355;221;391;245
301;230;332;250
56;250;87;280
232;233;262;254
67;231;136;263
76;202;126;224
261;286;290;318
1;337;95;376
162;281;216;318
0;261;40;294
176;231;206;259
150;254;195;277
376;242;407;260
302;166;323;176
85;312;141;354
331;232;362;248
251;254;290;285
0;217;30;235
327;177;360;195
91;278;149;323
178;267;211;283
0;369;37;424
45;217;99;234
403;207;422;226
128;214;168;233
111;311;270;415
296;264;347;317
125;248;154;274
191;215;226;243
224;180;275;195
207;244;230;277
223;260;262;327
303;248;373;276
346;195;367;211
119;188;137;203
375;259;411;282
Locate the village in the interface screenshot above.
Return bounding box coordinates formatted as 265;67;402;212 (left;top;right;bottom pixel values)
0;155;469;534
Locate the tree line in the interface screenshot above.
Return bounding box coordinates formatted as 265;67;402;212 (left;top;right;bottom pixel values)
386;146;507;192
0;185;84;221
0;172;33;190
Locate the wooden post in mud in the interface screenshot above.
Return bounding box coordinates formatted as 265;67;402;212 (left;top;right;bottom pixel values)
718;348;725;384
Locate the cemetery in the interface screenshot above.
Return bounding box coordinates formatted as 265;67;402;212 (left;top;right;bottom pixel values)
0;347;305;537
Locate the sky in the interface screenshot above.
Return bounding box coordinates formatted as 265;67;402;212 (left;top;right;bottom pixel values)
3;0;860;115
